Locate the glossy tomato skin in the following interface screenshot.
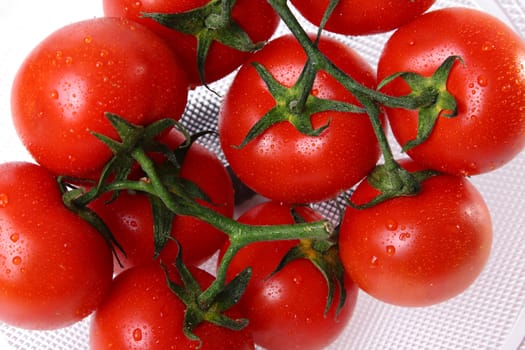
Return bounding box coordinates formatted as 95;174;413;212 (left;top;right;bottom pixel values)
219;34;382;204
11;17;188;178
90;128;234;273
90;262;254;350
290;0;435;35
339;159;492;307
222;201;358;350
0;162;113;330
103;0;280;86
377;8;525;176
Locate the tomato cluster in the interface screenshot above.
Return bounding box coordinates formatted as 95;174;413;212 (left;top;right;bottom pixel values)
1;1;525;349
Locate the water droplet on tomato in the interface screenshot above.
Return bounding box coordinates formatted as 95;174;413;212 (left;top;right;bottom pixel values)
386;245;396;256
84;36;93;44
477;75;488;87
370;255;379;267
399;232;411;241
132;328;143;342
0;193;8;207
65;56;73;64
12;256;22;265
385;219;398;231
50;90;59;99
9;233;19;243
481;41;495;52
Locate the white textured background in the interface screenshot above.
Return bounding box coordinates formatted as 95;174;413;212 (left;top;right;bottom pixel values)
1;1;524;349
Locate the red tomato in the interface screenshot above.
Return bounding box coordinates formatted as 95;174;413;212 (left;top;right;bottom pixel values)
290;0;436;35
221;201;358;350
11;17;188;178
377;7;525;176
90;262;254;350
338;159;493;307
103;0;280;86
90;128;235;273
0;162;113;330
219;34;382;204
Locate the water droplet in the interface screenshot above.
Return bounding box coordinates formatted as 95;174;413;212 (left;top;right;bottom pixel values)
65;56;73;64
481;41;495;52
50;90;59;99
477;75;488;87
84;36;93;44
132;328;143;342
95;61;104;69
12;256;22;265
385;219;398;231
370;255;379;267
55;50;63;59
9;233;19;243
311;88;319;96
292;276;303;285
0;193;8;207
399;232;411;241
386;245;396;256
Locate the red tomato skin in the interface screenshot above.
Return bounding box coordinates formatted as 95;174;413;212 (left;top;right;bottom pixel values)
339;159;493;307
377;8;525;176
90;129;234;273
0;162;113;330
103;0;280;86
219;34;382;204
290;0;435;35
11;17;188;177
222;201;358;350
90;263;254;350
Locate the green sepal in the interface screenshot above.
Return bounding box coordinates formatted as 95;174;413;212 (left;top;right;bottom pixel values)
346;163;440;209
141;0;263;87
267;207;348;317
235;62;364;149
378;56;462;151
161;242;251;345
149;195;175;258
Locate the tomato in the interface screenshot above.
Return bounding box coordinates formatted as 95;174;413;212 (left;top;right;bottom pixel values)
221;201;358;350
0;162;113;330
90;262;254;350
218;34;382;204
377;7;525;176
90;128;235;273
103;0;280;87
290;0;436;35
11;17;188;178
338;159;492;307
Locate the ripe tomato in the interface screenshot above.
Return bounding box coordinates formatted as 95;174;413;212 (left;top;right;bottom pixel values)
11;17;189;178
103;0;280;87
290;0;436;35
338;159;492;307
219;34;382;204
0;162;113;330
377;7;525;176
90;128;235;273
90;262;254;350
221;201;358;350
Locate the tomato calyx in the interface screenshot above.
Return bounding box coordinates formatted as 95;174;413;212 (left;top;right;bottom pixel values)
235;58;364;149
347;161;439;209
162;242;251;345
142;0;264;87
378;55;462;151
264;206;347;316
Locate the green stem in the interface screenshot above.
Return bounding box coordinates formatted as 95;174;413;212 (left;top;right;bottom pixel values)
131;146;333;305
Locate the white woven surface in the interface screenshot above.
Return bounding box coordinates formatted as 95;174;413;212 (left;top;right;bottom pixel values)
1;1;524;349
